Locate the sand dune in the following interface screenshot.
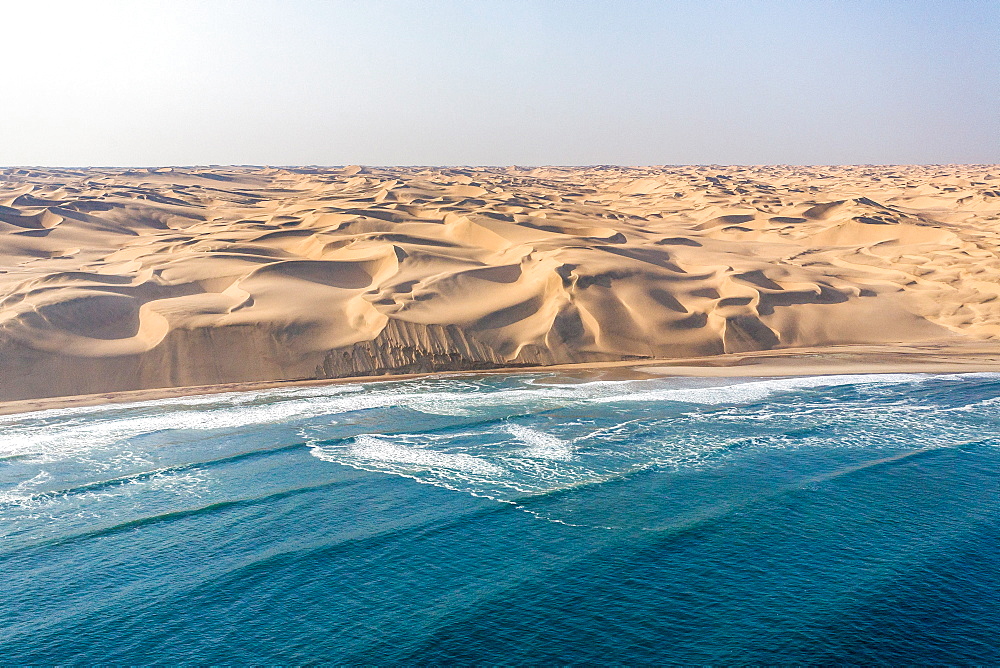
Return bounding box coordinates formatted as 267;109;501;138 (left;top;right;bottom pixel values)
1;164;999;401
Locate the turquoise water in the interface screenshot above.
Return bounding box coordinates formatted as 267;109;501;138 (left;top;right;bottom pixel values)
2;372;1000;663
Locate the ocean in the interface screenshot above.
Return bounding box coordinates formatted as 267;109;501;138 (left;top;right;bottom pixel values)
2;371;999;664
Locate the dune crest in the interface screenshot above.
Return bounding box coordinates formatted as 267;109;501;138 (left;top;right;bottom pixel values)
1;164;999;401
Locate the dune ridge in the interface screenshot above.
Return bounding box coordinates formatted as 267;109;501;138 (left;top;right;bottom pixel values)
1;164;999;401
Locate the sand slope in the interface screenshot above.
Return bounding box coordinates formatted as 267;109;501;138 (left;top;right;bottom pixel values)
1;164;999;401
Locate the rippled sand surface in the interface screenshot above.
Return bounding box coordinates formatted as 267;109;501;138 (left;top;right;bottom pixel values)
2;164;999;400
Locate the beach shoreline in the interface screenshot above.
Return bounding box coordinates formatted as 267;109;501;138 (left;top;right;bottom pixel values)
4;165;1000;408
4;340;999;417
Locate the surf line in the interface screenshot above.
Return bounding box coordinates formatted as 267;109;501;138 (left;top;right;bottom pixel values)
301;430;620;530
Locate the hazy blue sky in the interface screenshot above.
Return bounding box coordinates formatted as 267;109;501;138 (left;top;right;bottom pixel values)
2;0;997;166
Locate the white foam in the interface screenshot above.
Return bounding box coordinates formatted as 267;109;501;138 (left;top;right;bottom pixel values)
342;435;506;475
0;470;52;507
0;372;976;466
0;387;488;462
506;424;574;461
593;374;929;405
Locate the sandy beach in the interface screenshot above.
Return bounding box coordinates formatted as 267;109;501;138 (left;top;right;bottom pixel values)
2;164;1000;407
2;340;999;417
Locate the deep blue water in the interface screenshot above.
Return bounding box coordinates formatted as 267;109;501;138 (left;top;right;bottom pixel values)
2;371;1000;664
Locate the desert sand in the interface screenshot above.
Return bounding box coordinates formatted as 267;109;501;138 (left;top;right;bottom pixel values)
1;164;999;404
